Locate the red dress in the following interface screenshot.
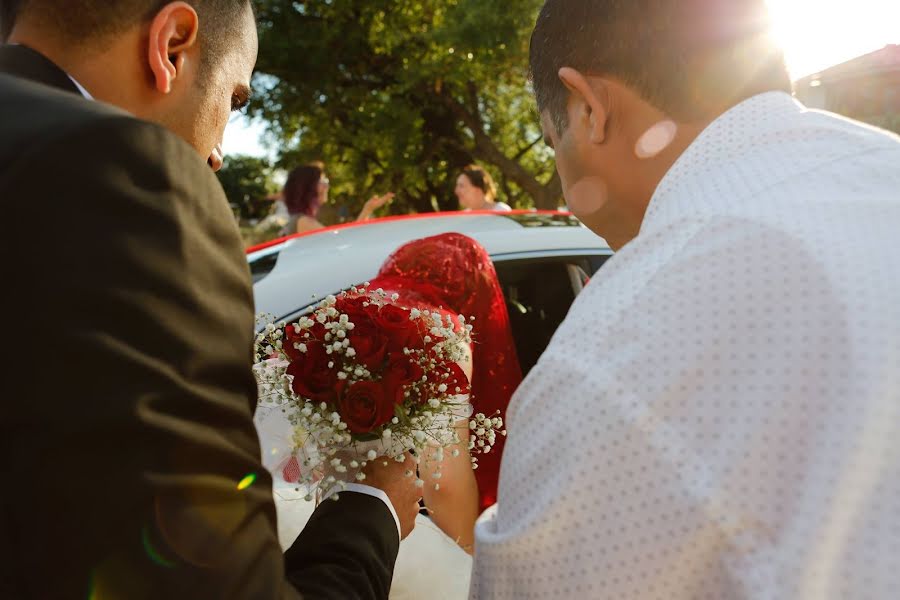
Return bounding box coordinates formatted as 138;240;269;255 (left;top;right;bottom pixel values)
367;233;523;511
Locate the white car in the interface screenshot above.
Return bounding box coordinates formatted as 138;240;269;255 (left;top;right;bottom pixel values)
248;211;613;375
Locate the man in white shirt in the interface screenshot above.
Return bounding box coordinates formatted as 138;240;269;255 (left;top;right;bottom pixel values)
472;1;900;598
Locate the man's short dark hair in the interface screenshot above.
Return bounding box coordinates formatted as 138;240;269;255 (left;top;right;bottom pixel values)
15;1;252;66
1;0;23;41
530;0;792;132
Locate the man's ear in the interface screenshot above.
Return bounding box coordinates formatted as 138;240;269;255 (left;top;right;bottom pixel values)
147;2;200;94
558;67;609;145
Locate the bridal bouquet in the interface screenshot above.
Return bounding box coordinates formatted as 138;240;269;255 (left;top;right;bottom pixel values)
254;285;505;500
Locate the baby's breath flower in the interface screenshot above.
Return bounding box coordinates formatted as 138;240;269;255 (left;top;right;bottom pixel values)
253;298;494;501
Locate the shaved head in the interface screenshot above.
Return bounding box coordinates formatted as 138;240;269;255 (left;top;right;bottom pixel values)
13;0;252;67
1;0;22;41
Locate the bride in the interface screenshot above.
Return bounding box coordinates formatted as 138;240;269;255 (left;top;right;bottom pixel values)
254;233;523;598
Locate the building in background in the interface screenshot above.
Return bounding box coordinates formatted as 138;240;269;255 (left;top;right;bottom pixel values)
795;45;900;134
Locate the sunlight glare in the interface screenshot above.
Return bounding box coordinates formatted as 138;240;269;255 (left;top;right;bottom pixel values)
767;0;900;78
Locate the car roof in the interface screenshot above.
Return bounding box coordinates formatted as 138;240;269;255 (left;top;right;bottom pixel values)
251;210;611;321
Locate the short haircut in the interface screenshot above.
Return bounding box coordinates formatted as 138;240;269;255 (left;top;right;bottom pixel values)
1;0;22;41
530;0;792;132
15;0;252;65
461;164;498;202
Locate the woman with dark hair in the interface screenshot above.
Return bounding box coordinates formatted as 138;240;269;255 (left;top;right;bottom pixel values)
280;162;394;235
455;164;512;212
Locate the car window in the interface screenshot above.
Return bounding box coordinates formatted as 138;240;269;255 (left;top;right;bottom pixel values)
494;254;610;377
249;250;280;283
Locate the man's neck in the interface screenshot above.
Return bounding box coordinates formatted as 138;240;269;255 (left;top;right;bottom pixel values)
8;25;136;110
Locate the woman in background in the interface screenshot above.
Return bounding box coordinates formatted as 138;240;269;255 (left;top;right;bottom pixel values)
455;164;512;212
280;162;394;235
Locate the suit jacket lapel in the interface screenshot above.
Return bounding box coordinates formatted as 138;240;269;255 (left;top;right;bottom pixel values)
0;44;80;94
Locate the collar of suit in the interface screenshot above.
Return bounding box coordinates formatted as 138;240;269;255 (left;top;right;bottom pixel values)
0;43;81;95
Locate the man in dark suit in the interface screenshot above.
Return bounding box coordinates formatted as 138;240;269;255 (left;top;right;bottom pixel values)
0;0;18;41
0;1;421;598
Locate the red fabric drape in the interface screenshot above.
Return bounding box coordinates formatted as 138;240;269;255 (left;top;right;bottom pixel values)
369;233;523;510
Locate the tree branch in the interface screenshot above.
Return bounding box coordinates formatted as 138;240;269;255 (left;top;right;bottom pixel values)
439;89;560;208
513;136;543;161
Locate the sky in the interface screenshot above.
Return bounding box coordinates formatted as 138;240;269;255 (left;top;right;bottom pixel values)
766;0;900;78
224;1;900;158
222;112;271;160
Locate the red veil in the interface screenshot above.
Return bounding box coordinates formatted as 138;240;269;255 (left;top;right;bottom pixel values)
368;233;522;510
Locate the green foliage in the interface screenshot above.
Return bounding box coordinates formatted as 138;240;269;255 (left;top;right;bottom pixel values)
217;154;279;221
250;0;561;212
880;113;900;134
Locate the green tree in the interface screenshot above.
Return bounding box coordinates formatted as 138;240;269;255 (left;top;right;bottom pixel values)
217;154;279;221
880;113;900;135
250;0;561;214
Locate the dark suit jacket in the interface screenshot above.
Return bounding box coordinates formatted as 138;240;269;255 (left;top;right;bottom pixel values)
0;45;398;599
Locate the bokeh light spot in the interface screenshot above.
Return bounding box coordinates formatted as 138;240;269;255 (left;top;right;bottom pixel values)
237;473;257;491
142;525;176;569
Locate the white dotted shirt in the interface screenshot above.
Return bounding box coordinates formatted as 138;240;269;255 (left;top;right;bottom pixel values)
471;92;900;599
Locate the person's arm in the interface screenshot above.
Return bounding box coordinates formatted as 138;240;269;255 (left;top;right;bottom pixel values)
356;192;395;221
3;116;403;599
286;455;421;599
420;346;479;552
421;422;479;552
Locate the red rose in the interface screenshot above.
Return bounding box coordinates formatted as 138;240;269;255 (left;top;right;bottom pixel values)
336;380;395;434
383;353;426;404
335;295;370;323
283;320;327;361
373;304;420;350
337;299;388;370
287;342;339;402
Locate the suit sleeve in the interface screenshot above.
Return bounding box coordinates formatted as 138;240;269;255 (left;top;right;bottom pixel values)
286;492;400;599
2;117;396;599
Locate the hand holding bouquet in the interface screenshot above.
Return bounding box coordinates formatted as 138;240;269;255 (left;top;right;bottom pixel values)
254;285;505;501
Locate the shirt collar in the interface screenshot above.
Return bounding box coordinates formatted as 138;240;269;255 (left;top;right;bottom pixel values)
640;91;803;234
67;74;93;100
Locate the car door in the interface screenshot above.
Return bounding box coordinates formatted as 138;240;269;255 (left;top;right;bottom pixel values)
492;251;612;376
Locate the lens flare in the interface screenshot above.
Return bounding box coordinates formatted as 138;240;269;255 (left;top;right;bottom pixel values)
142;525;176;569
237;473;257;491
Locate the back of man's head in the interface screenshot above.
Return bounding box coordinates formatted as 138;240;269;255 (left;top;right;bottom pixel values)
1;0;22;41
531;0;792;132
13;0;251;67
